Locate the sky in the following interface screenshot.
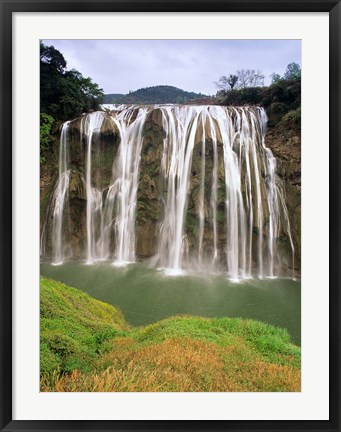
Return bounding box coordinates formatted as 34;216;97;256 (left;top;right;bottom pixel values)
43;39;301;96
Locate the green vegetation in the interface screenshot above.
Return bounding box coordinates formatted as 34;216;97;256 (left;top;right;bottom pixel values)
40;42;104;121
40;42;104;164
217;78;300;129
103;85;208;105
279;107;301;129
41;276;300;392
283;62;301;81
40;113;54;163
40;277;127;375
215;63;301;129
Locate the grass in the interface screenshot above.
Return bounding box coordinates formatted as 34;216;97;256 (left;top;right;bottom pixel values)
40;276;301;392
40;277;127;376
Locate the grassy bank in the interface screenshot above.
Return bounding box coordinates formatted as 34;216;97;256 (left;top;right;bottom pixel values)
40;276;301;392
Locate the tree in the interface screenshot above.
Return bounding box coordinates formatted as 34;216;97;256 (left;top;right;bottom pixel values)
40;113;54;163
214;75;228;91
40;42;66;73
40;42;104;121
227;74;238;90
215;69;265;94
235;69;265;89
270;73;282;84
283;62;301;80
214;74;238;92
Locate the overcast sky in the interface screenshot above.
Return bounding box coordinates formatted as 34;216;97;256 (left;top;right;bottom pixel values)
43;39;301;95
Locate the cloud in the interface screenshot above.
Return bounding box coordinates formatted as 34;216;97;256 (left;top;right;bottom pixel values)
42;39;301;95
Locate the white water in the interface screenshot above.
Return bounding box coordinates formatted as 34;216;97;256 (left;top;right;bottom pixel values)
79;108;149;265
45;105;296;279
101;107;149;265
51;121;71;265
157;106;201;273
207;112;219;269
156;105;294;278
197;112;206;266
82;112;106;263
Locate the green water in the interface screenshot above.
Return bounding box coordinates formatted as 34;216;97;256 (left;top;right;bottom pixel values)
40;262;301;345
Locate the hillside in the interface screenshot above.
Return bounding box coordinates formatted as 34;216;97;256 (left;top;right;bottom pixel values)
40;277;301;392
103;85;208;105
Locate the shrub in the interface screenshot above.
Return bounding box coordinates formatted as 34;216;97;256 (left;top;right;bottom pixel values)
40;113;54;163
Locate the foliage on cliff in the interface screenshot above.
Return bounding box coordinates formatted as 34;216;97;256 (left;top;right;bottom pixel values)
104;85;208;105
40;42;104;164
216;78;301;129
40;42;104;121
40;277;301;392
40;113;55;163
214;63;301;129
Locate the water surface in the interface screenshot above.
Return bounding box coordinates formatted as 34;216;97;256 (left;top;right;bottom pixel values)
41;262;301;345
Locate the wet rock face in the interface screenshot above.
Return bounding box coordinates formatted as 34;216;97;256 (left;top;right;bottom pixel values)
134;113;165;257
266;127;301;187
40;109;301;275
265;126;301;272
40;114;121;260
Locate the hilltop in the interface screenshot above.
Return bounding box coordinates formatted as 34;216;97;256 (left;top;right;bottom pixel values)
103;85;208;105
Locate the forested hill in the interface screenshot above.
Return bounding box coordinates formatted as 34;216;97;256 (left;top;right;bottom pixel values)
103;85;208;104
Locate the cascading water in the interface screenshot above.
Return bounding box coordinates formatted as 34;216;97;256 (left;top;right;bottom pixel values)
197;112;206;266
51;121;71;265
211;106;248;280
78;108;149;265
157;106;201;275
101;107;149;265
156;105;295;278
43;104;296;279
82;112;106;263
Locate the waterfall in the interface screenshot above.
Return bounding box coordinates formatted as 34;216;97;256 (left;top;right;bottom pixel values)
207;112;219;269
82;112;106;263
197;112;206;266
80;108;148;265
217;107;247;280
51;121;71;265
156;105;294;279
157;106;202;275
102;107;148;266
44;105;296;279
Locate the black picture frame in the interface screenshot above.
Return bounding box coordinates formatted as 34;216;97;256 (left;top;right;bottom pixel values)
1;0;340;431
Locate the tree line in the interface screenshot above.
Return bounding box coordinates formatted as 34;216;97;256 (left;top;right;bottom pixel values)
104;85;207;105
214;62;301;93
40;42;104;161
40;42;104;120
40;41;301;162
214;63;301;129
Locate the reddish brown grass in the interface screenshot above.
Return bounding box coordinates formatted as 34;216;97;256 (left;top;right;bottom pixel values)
41;337;300;392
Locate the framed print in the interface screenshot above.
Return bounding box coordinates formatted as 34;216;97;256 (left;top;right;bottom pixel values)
1;0;340;431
